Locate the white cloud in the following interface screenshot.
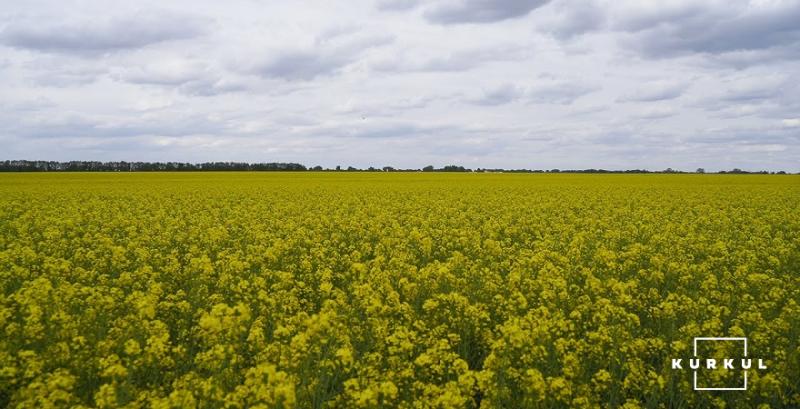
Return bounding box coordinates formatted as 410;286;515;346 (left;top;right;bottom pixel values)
0;0;797;171
0;10;209;55
423;0;552;24
618;81;689;102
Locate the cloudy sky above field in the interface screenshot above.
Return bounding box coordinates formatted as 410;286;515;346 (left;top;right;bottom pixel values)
1;0;799;171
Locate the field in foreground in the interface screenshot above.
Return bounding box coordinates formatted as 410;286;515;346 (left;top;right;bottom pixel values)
0;172;798;408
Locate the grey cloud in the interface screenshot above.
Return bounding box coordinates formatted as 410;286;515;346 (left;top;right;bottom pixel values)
425;137;509;157
527;82;597;104
389;95;451;110
424;0;551;24
273;115;319;127
2;113;229;140
588;131;641;146
536;2;706;43
473;84;524;105
618;81;689;102
473;81;596;105
16;57;108;87
694;75;795;113
423;47;527;71
315;25;363;45
0;11;209;55
690;125;800;146
373;45;528;72
31;67;107;87
256;34;393;81
258;51;353;81
310;121;442;139
334;94;455;118
625;2;800;57
639;2;800;54
114;61;209;87
720;82;787;102
617;3;800;69
114;60;248;96
540;1;800;65
180;80;248;97
702;43;800;69
693;75;800;121
376;0;421;11
611;2;710;33
348;123;424;139
540;0;606;40
0;97;56;112
631;106;677;120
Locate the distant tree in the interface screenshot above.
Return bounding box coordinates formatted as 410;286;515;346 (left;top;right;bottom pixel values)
441;165;469;172
549;169;560;173
312;165;323;171
422;165;434;172
382;166;395;172
696;168;705;174
335;165;341;171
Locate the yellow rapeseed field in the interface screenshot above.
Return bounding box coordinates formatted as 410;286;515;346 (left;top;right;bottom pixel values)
0;172;798;408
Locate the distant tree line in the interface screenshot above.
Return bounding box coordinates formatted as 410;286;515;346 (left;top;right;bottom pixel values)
0;161;307;172
0;160;792;174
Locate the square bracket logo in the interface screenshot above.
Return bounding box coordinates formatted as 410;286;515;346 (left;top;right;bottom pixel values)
693;337;747;391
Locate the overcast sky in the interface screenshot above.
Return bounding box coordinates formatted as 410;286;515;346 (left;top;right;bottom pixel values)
1;0;799;171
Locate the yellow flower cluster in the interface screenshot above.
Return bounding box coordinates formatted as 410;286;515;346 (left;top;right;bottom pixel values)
0;172;798;408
